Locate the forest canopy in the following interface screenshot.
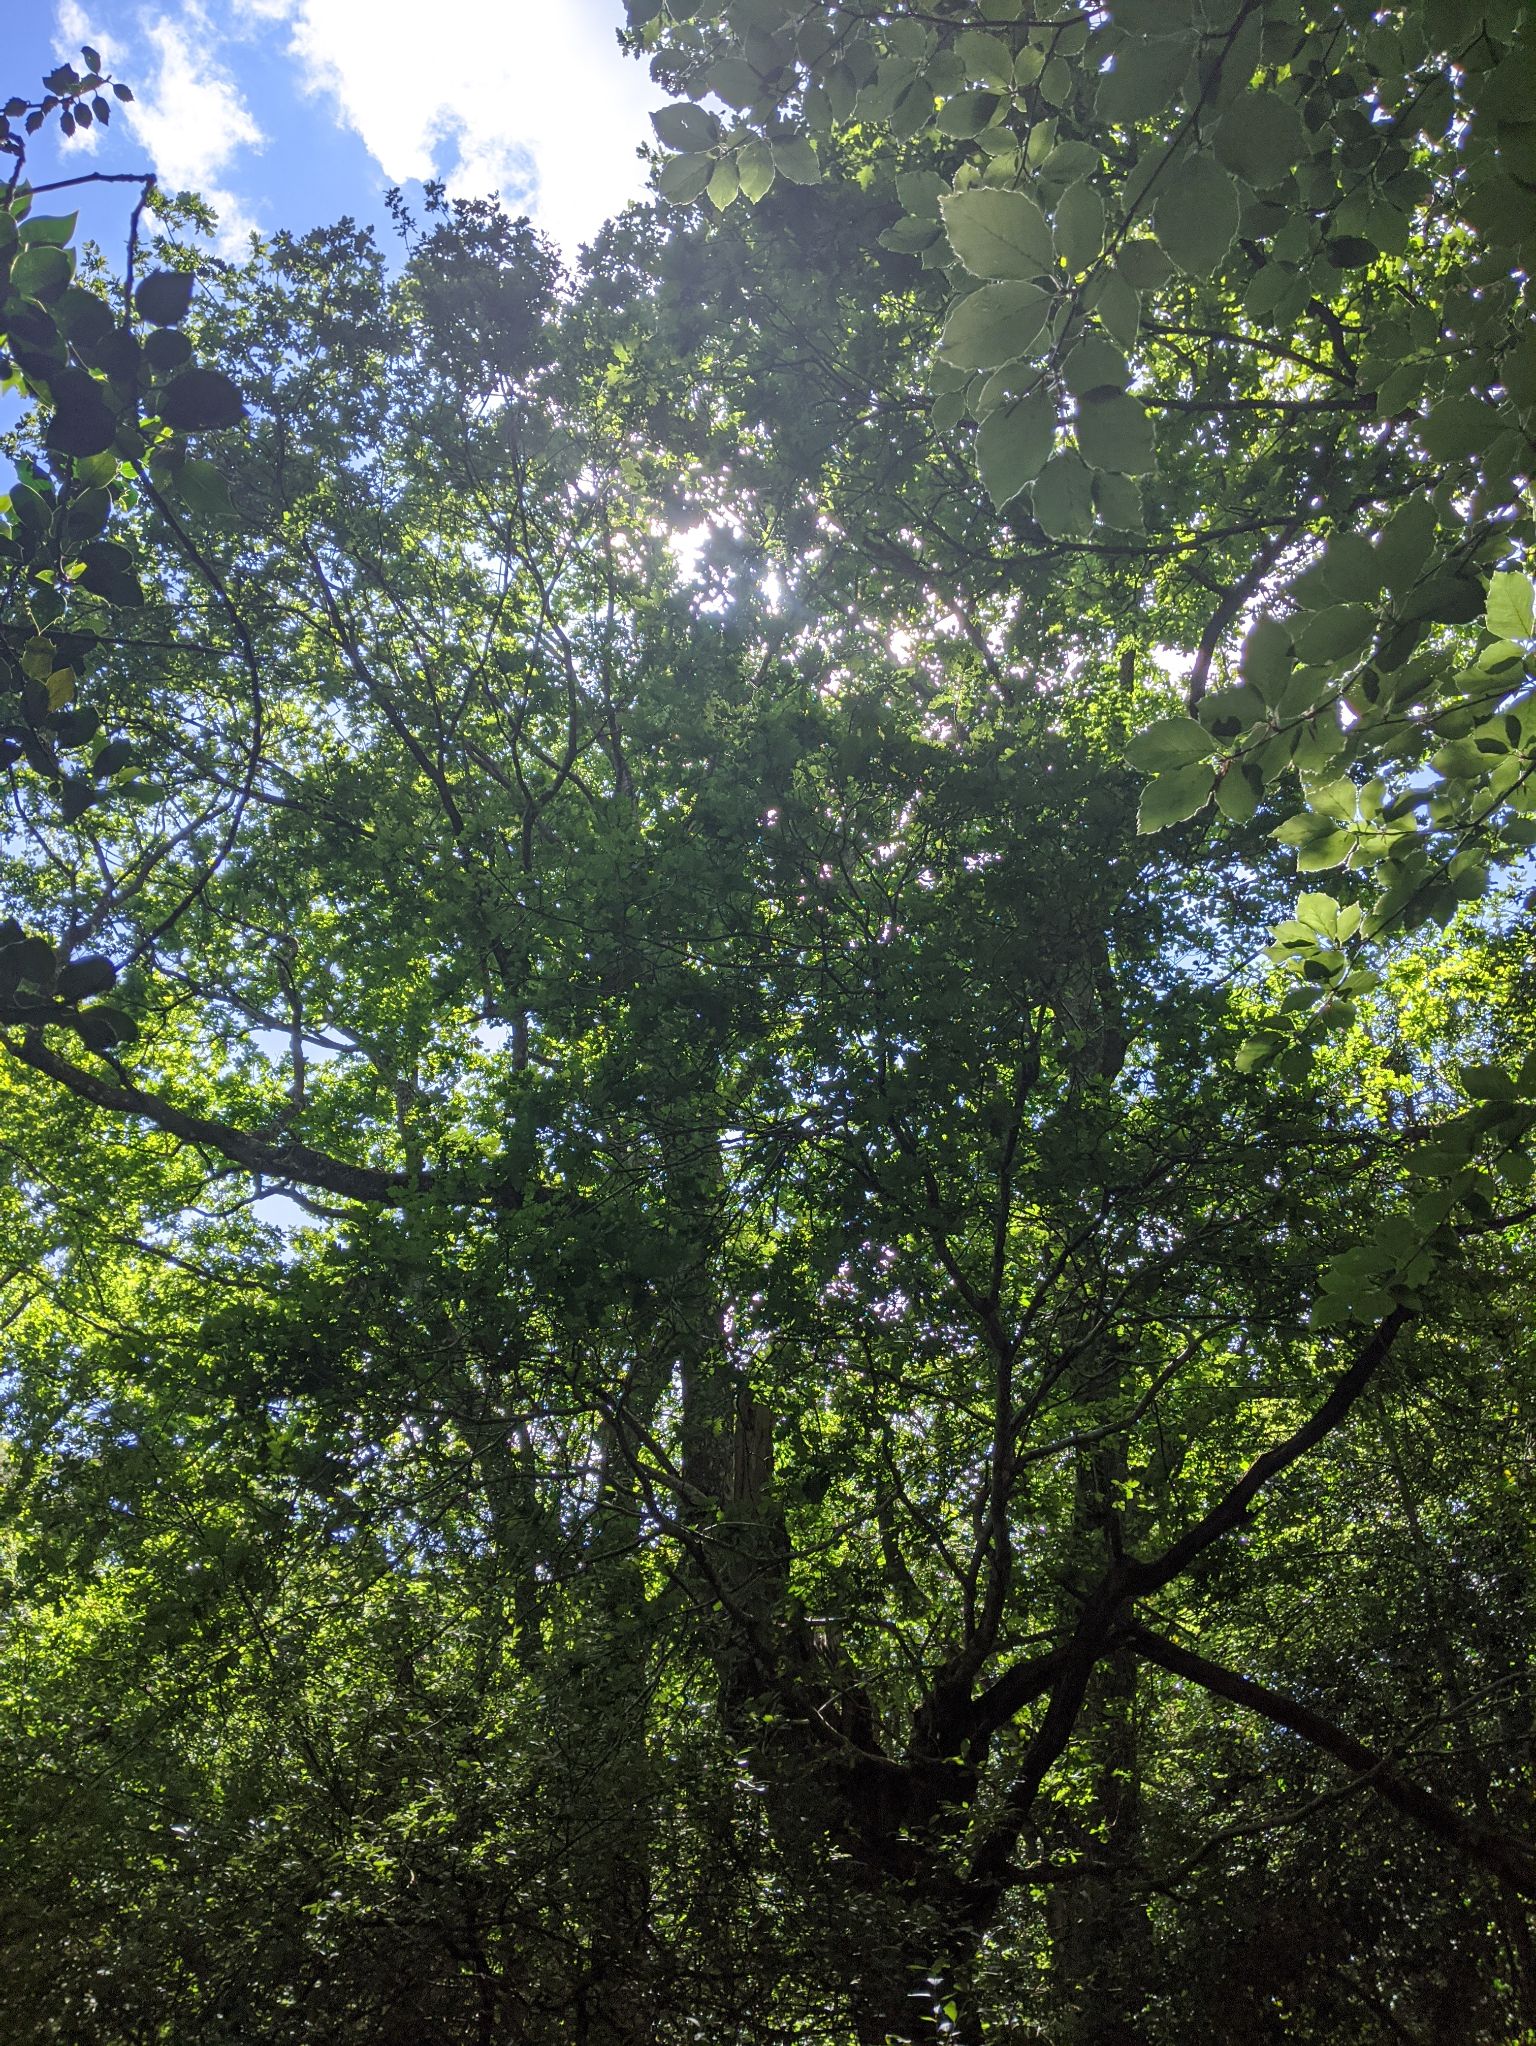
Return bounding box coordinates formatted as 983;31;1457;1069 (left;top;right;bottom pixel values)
1;1;1534;2039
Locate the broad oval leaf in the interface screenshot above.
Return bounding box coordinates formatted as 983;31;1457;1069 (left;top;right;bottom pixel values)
939;282;1052;370
1126;716;1216;773
976;389;1055;508
939;188;1054;279
1154;157;1240;277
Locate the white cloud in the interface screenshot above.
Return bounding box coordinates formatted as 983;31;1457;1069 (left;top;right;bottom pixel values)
54;1;266;254
249;0;656;256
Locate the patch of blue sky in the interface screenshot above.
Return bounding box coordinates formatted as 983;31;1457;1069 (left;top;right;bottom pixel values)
16;0;658;262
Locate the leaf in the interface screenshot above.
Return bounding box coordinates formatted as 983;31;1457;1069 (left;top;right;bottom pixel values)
657;153;713;203
0;935;57;992
1154;157;1240;277
134;269;195;327
736;140;775;203
1460;1062;1517;1102
771;138;821;185
1053;180;1105;272
1062;336;1131;396
76;539;144;606
1031;453;1094;541
156;367;247;433
1125;716;1216;772
707;159;740;209
651;103;717;151
1137;760;1213;832
1294;605;1375;665
977;389;1055;507
939;282;1052;369
18;211;77;246
939;188;1054;279
1419;396;1496;462
74;1004;137;1049
1094;271;1141;350
1240;616;1293;696
706;59;763;108
954;29;1014;86
896;170;948;219
1295;829;1354;872
175;458;236;522
56;953;116;1000
143;328;193;377
1096;35;1192;123
10;244;72;302
1094;471;1143;531
1213;90;1305;188
43;369;117;458
1487;571;1534;642
1116;239;1172;291
934;90;1004;139
1075;391;1156;475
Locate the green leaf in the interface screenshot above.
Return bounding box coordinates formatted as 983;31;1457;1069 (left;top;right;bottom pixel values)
954;30;1014;86
10;244;72;302
18;211;77;246
1154;157;1240;277
1096;35;1192;123
134;269;195;327
143;328;193;378
174;458;235;522
1116;239;1172;291
939;282;1052;370
939;188;1054;279
1460;1062;1517;1102
1420;396;1496;461
934;90;1005;139
1137;759;1213;832
1294;605;1375;665
657;153;713;203
896;170;948;219
1063;336;1131;396
1213;90;1305;188
1075;391;1156;475
706;59;763;108
707;159;741;210
1295;829;1354;872
74;1004;137;1049
651;103;717;151
1093;471;1143;531
1125;715;1216;773
43;369;117;458
736;140;775;203
1487;571;1534;643
976;389;1055;508
771;138;821;185
1241;616;1294;697
1031;453;1094;541
156;367;246;433
1235;1032;1284;1074
1094;270;1141;350
1053;180;1105;272
56;953;116;1000
1215;763;1260;819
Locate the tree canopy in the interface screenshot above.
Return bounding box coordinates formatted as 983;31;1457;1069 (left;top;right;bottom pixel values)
1;5;1534;2040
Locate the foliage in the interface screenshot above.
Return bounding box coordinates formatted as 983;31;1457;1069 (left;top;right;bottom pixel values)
0;13;1534;2043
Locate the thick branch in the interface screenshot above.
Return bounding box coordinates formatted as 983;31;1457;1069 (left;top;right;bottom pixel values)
1126;1305;1412;1596
5;1032;523;1210
1129;1624;1536;1897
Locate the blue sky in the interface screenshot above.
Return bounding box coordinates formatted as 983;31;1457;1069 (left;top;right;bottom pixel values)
11;0;659;262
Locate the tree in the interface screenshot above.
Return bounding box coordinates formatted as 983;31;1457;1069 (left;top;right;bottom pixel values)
1;7;1534;2040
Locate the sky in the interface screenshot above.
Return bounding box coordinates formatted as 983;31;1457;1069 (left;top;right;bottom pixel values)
10;0;661;262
